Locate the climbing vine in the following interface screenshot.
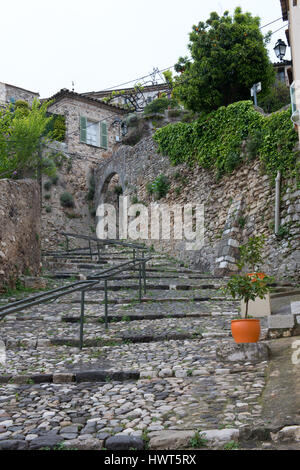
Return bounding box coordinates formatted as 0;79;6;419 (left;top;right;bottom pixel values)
153;101;299;180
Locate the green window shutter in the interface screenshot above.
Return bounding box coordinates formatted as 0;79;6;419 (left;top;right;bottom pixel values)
100;121;108;149
80;116;87;143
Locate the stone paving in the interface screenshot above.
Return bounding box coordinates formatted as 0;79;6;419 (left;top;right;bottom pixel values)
0;247;298;450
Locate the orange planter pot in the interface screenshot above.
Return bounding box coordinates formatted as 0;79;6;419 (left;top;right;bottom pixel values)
231;319;261;344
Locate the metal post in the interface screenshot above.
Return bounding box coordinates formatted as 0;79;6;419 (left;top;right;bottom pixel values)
89;241;93;260
80;290;85;350
139;262;142;302
66;236;69;253
253;84;258;107
142;252;146;294
97;242;101;263
275;171;281;235
104;280;108;329
133;249;136;269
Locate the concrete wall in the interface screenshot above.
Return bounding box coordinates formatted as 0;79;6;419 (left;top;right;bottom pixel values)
0;179;41;292
94;137;300;280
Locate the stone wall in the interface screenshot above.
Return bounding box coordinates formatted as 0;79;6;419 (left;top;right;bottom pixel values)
0;179;41;291
40;142;98;251
94;137;300;280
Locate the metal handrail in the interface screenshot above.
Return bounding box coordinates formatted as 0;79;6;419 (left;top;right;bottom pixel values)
59;232;147;250
42;232;150;264
0;256;151;350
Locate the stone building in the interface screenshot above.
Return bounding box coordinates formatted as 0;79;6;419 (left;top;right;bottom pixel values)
38;89;128;249
0;81;39;107
47;88;128;158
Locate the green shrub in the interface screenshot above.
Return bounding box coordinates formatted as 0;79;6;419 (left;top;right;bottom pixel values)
181;111;198;123
125;113;138;127
65;212;81;219
168;109;182;118
41;157;57;178
114;185;123;195
14;100;30;116
147;174;170;200
237;235;266;271
153;101;298;180
44;181;52;191
45;206;52;213
60;191;75;208
87;174;95;201
51;115;66;142
50;175;59;185
237;216;247;229
44;194;51;200
144;98;178;115
276;224;290;239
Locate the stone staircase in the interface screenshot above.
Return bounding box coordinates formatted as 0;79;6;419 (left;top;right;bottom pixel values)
0;243;299;450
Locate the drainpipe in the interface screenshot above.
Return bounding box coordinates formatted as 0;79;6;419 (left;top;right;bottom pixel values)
275;171;281;236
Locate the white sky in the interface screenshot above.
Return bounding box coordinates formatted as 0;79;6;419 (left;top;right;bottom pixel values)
0;0;289;98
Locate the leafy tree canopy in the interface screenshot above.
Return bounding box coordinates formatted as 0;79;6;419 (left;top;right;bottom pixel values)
0;99;56;179
174;7;275;112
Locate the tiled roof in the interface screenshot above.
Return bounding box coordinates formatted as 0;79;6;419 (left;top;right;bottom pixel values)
46;88;128;114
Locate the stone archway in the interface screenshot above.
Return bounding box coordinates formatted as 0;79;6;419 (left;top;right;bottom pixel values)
95;158;126;208
95;157;127;240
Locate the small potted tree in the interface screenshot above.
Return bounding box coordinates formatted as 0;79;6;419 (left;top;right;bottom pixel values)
237;235;266;279
222;273;273;343
237;235;273;317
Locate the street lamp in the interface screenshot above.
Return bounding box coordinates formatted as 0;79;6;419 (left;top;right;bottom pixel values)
274;39;287;62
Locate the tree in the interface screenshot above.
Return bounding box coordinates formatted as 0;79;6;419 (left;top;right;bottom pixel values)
174;8;275;113
0;99;56;179
258;81;291;113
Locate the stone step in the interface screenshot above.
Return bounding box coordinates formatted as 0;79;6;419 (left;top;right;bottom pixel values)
62;296;230;305
62;312;212;323
48;276;220;290
270;289;300;299
46;330;205;348
0;369;140;385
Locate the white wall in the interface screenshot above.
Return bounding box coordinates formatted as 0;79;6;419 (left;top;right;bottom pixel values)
289;0;300;141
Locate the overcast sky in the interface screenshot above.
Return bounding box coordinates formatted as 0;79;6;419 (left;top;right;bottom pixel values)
0;0;289;98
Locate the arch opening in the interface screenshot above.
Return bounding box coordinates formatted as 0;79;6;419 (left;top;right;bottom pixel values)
97;172;124;240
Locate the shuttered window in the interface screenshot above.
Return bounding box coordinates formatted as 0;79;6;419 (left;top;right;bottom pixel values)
80;116;108;149
100;121;108;149
80;116;87;143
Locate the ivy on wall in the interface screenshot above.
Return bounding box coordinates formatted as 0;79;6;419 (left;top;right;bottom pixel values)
153;101;299;181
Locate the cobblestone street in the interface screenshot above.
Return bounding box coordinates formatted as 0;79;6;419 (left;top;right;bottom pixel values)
0;246;299;450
